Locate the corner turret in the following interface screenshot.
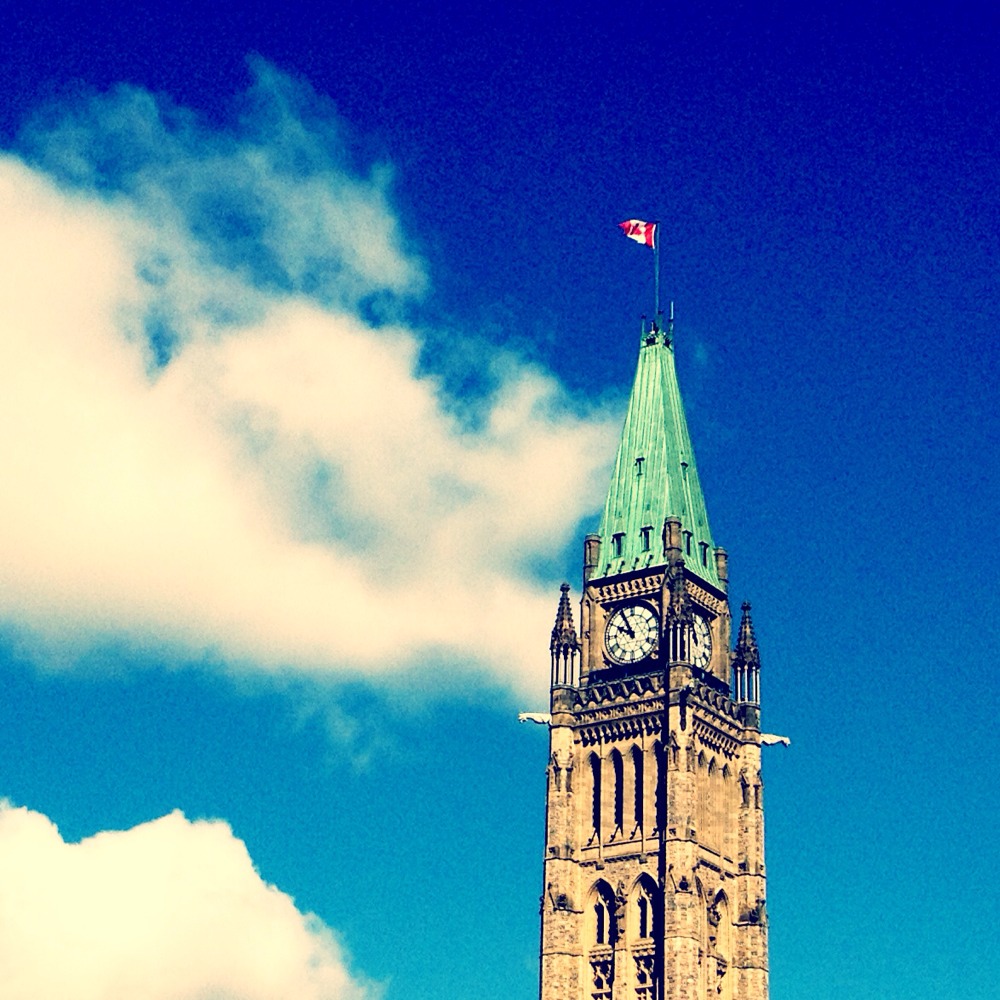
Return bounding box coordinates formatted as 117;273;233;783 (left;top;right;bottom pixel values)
550;583;580;688
733;601;762;726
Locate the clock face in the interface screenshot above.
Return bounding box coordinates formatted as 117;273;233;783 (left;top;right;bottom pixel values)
605;604;658;665
691;613;713;669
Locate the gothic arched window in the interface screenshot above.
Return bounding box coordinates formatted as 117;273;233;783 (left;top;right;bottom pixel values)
588;881;617;947
630;874;660;1000
587;883;616;1000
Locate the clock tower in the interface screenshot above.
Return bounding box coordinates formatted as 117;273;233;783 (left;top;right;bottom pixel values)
539;317;769;1000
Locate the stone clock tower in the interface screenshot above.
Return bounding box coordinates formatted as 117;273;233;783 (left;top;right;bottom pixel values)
539;317;769;1000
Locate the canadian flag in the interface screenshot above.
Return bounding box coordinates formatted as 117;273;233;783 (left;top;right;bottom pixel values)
618;219;657;248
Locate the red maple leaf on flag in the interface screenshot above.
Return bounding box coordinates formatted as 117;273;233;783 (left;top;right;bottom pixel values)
619;219;657;248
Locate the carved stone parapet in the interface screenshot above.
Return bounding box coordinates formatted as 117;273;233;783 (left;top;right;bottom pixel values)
692;716;741;758
690;682;740;722
686;578;728;616
686;694;742;731
590;571;665;603
577;702;665;746
577;672;664;709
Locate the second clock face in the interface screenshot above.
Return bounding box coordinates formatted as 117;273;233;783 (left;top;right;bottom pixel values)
605;604;658;665
691;613;713;669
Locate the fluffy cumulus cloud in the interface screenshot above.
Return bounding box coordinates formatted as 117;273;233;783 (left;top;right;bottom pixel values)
0;63;615;694
0;801;373;1000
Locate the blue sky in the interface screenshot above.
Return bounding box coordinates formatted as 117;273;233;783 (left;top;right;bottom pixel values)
0;3;997;999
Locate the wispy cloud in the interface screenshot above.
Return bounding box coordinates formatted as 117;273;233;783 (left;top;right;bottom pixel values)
0;801;375;1000
0;63;615;696
20;58;424;330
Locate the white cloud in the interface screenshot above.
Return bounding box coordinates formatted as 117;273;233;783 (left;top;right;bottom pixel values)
20;59;424;322
0;66;615;696
0;801;374;1000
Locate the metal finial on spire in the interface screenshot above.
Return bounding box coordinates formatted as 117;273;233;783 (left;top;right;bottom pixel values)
737;602;759;653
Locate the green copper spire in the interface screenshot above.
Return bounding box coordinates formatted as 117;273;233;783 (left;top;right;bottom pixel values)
596;321;719;586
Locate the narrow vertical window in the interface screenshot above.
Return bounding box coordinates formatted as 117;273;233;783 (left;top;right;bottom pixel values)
611;750;624;836
684;530;692;556
612;533;625;557
631;745;644;834
654;742;666;833
640;526;652;551
590;753;602;839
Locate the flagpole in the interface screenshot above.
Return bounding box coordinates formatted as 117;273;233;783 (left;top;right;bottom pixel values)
654;222;661;322
618;219;661;325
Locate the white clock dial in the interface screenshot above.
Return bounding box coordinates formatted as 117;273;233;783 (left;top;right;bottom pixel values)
690;613;713;669
605;604;658;665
